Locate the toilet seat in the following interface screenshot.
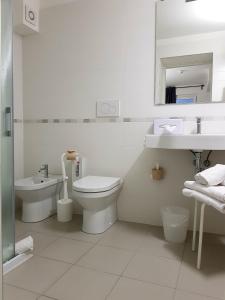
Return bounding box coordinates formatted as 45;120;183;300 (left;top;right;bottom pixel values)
73;184;122;200
73;176;121;193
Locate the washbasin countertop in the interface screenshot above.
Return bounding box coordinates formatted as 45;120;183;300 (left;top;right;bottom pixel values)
145;133;225;151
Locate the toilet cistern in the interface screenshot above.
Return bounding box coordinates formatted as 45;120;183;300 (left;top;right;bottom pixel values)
39;164;48;178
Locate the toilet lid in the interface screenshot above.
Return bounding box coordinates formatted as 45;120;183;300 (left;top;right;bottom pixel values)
73;176;121;193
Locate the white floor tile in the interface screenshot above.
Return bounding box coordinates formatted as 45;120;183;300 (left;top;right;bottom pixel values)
13;216;225;300
16;231;58;254
124;252;180;288
177;261;225;299
3;284;38;300
99;221;148;250
184;242;225;267
140;230;184;261
15;219;33;238
174;290;219;300
64;228;104;243
107;277;174;300
30;217;73;237
4;256;70;294
45;265;118;300
78;245;133;275
39;238;93;263
38;297;56;300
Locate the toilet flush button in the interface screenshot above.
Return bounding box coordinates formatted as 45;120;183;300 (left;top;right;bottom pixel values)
97;100;120;117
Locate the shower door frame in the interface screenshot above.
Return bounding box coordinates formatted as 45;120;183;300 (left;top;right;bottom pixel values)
0;0;2;296
1;0;14;297
1;0;14;265
0;0;2;297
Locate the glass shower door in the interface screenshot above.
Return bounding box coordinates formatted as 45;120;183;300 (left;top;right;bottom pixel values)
1;0;14;263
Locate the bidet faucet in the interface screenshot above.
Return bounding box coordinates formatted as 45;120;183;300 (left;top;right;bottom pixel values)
196;117;201;134
39;164;48;178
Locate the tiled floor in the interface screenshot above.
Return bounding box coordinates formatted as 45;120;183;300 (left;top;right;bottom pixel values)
3;214;225;300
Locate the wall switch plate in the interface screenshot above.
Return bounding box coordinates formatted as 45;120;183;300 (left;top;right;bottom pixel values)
96;100;120;117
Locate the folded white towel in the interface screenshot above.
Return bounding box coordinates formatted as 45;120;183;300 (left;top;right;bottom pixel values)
182;188;225;214
194;164;225;186
184;181;225;203
15;236;33;255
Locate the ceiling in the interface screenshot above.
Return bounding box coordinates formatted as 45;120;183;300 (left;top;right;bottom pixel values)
157;0;225;39
166;66;210;87
40;0;78;9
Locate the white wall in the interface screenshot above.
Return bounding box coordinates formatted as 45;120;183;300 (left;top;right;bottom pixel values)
22;0;225;234
40;0;78;9
13;33;24;180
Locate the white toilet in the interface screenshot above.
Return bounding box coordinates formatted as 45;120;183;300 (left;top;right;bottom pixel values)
72;176;123;234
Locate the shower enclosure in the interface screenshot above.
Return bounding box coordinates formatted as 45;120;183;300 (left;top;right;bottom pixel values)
1;0;15;264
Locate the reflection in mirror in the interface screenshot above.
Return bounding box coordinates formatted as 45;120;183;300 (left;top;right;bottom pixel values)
155;0;225;105
162;53;213;104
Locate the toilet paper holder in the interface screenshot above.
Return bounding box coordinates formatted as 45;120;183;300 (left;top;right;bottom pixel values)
151;163;164;180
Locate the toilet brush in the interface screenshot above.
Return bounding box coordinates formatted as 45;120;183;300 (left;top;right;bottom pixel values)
57;152;75;222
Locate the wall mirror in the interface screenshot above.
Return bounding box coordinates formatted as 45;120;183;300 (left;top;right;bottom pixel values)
155;0;225;105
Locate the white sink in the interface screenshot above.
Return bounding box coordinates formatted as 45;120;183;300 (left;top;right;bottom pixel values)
145;134;225;151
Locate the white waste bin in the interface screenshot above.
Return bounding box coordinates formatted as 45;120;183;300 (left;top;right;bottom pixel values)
161;206;189;243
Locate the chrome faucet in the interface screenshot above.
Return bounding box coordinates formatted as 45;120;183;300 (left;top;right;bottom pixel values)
39;164;48;178
196;117;201;134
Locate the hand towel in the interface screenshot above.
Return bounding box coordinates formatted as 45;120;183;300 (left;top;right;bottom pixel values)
182;188;225;214
184;181;225;203
194;164;225;186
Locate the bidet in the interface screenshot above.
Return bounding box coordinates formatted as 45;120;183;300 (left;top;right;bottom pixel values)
15;175;62;222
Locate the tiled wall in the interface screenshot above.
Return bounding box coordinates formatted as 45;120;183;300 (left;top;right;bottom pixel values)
19;0;225;233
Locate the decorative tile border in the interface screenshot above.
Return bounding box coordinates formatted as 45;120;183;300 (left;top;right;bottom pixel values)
16;117;155;124
14;119;23;123
13;116;225;124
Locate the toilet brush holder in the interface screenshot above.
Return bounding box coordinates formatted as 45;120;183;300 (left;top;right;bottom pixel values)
57;199;73;222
